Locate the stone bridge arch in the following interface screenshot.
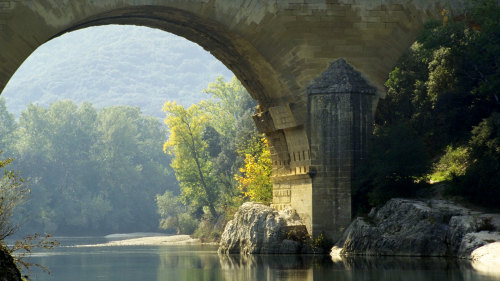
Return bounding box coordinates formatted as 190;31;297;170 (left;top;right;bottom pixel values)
0;0;464;241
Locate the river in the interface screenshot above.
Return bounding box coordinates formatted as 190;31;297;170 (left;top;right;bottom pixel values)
22;236;499;281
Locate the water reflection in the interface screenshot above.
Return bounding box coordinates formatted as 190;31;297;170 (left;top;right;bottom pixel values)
157;246;222;281
219;254;324;281
26;240;500;281
218;254;500;281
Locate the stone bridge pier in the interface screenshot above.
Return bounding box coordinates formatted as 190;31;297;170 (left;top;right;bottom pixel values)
0;0;463;241
256;58;376;241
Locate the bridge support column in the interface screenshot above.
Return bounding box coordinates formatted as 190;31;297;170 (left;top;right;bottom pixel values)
307;59;376;241
254;59;375;242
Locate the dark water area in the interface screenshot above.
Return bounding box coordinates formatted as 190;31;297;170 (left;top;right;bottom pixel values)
21;237;500;281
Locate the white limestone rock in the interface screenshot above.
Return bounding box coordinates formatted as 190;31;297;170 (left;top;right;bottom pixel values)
218;202;310;254
470;242;500;277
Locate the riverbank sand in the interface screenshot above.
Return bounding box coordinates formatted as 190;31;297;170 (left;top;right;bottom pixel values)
80;235;202;247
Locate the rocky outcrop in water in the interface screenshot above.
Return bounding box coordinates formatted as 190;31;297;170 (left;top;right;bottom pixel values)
333;198;500;258
218;202;317;254
0;244;21;281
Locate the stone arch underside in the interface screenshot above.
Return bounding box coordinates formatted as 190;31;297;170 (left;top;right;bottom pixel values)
0;0;465;241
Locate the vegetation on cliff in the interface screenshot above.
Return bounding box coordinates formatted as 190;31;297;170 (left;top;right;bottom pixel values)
354;0;500;214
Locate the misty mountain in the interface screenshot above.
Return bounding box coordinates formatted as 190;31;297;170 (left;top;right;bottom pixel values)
0;25;233;118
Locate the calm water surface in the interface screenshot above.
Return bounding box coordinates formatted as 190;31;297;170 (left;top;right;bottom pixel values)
23;237;500;281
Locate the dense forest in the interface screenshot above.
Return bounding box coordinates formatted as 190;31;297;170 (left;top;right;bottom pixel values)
1;25;233;118
354;0;500;214
0;76;272;238
0;98;177;235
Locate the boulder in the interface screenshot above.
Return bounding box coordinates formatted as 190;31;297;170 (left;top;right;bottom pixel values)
334;198;500;258
0;244;21;281
470;242;500;276
218;202;312;254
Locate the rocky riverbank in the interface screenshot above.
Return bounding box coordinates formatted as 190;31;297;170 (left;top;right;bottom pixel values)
218;202;321;254
332;198;500;258
220;199;500;262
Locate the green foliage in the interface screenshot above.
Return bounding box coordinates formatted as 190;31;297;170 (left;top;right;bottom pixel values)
2;100;177;235
201;76;259;209
157;191;182;233
430;146;469;182
178;213;199;235
158;76;260;239
0;153;27;240
156;190;198;234
363;0;500;212
0;98;16;153
192;217;221;242
163;101;219;218
449;113;500;207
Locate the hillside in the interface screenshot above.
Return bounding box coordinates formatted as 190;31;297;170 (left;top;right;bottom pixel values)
0;25;234;118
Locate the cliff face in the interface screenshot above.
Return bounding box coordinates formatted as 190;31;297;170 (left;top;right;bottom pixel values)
0;245;21;281
333;198;500;258
218;202;318;254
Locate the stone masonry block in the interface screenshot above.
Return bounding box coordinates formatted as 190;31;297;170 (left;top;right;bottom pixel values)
269;104;297;130
0;1;10;9
252;111;275;133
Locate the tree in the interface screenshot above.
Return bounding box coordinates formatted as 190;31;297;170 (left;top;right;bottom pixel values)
201;77;259;209
450;113;500;207
363;0;500;212
0;98;16;153
200;76;255;138
163;101;218;218
235;136;272;204
0;153;28;240
8;101;176;235
156;191;182;234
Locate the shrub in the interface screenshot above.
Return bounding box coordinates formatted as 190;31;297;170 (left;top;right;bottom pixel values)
449;113;500;208
178;213;198;235
430;146;470;182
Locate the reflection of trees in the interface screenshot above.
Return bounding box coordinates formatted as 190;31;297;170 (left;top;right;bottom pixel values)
157;246;222;281
156;246;490;281
218;254;324;281
218;253;487;281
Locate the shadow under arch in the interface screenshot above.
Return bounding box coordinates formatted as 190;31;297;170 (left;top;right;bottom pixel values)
17;5;291;109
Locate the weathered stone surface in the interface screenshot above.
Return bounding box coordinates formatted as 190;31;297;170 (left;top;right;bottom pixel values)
459;231;500;258
307;59;377;95
0;244;21;281
334;198;500;257
306;58;375;241
219;202;315;254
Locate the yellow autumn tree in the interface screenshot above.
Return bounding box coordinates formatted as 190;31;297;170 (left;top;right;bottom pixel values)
235;136;272;204
162;101;219;218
